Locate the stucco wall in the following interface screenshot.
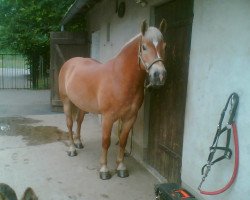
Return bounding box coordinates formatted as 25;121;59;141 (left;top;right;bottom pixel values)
87;0;149;62
182;1;250;199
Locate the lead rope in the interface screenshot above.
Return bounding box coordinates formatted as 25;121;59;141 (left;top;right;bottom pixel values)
198;93;239;195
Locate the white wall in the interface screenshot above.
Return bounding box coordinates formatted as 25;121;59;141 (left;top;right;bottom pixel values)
87;0;149;62
182;1;250;199
87;0;166;62
90;30;100;60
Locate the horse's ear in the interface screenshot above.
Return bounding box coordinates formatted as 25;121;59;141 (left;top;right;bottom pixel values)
159;19;167;35
141;20;148;36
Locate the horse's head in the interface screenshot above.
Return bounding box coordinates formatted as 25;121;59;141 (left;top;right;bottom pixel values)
139;19;167;88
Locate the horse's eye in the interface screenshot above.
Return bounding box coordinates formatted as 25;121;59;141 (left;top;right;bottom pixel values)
142;44;147;51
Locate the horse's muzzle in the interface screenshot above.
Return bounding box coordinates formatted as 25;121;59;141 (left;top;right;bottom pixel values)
148;68;166;88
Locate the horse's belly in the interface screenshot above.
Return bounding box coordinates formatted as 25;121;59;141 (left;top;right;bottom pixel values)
68;91;100;114
77;101;100;114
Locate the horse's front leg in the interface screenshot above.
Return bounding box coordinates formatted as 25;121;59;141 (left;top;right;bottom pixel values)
99;115;114;180
116;116;137;178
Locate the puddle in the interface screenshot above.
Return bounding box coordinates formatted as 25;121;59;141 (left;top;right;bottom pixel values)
0;117;68;146
0;124;10;131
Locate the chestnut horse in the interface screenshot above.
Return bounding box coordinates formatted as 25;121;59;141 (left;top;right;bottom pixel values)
59;20;167;180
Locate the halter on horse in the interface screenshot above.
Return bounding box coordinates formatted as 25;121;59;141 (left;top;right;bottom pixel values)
59;19;167;179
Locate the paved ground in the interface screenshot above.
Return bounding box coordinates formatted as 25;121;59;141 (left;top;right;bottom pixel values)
0;90;51;115
0;90;159;200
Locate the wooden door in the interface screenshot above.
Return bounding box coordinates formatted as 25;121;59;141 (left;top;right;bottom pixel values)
148;0;193;184
50;32;89;112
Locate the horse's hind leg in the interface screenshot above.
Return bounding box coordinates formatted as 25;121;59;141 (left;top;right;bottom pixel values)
63;98;77;156
75;110;85;149
116;116;137;178
99;115;114;180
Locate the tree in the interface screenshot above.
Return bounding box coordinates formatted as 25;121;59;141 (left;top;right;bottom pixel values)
0;0;85;88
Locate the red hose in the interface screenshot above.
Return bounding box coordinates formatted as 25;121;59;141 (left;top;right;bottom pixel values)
200;122;239;195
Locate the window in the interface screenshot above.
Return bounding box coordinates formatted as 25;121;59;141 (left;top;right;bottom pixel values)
107;22;111;42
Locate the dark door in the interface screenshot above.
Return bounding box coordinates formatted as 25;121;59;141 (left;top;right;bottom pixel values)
148;0;193;184
50;32;89;112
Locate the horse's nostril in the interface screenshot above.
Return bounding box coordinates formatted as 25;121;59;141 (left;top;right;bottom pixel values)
153;71;159;78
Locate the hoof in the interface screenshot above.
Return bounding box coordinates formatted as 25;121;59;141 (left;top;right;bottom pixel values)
117;169;129;178
75;142;84;149
67;150;77;157
99;171;111;180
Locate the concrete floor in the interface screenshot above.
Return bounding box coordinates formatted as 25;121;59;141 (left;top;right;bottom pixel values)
0;90;159;200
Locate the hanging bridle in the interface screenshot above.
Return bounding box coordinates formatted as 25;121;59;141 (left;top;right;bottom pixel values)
198;93;239;195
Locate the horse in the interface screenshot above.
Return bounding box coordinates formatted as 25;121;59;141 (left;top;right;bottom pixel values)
58;19;167;180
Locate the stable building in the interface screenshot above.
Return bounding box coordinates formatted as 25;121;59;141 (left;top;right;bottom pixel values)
50;1;250;199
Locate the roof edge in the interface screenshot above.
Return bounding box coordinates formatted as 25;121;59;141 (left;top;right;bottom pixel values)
60;0;89;26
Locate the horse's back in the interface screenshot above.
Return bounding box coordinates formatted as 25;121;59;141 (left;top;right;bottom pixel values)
59;57;101;93
60;57;101;75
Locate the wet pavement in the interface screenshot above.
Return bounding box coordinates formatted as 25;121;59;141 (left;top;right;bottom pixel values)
0;116;68;146
0;90;159;200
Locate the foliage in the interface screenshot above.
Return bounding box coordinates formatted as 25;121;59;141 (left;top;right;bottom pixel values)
0;0;86;88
